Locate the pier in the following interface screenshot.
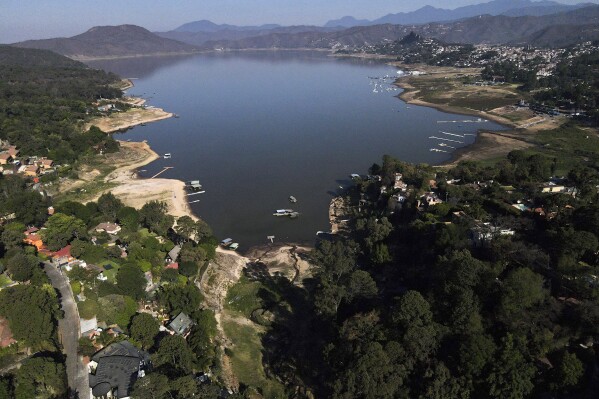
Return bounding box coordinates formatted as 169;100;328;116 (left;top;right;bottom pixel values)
150;166;173;179
429;136;464;144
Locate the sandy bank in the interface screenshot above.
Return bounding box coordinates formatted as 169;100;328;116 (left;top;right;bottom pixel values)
85;107;173;133
84;140;194;219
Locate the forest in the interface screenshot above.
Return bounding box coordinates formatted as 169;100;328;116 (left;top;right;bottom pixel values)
0;45;121;163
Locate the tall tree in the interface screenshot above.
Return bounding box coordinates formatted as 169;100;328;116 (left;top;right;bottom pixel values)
130;313;159;350
486;334;535;399
40;212;87;251
14;356;66;399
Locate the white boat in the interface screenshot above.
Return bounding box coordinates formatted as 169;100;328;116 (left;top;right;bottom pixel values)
228;243;239;251
273;209;293;216
289;196;297;203
163;153;172;159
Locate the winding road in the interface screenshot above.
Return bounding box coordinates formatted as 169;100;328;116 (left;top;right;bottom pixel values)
44;262;89;399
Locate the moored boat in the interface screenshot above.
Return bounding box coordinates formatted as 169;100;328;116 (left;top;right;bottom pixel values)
273;209;294;216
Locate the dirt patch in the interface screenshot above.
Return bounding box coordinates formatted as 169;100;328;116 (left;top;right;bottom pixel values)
85;107;172;133
443;131;535;166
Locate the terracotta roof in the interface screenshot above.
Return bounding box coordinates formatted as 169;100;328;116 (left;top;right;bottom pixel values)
25;233;42;242
53;245;72;258
166;263;179;270
0;153;12;160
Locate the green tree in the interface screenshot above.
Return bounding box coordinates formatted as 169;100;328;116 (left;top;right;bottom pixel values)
175;215;196;242
179;261;199;278
6;253;38;282
97;192;124;221
158;284;203;315
140;201;174;236
117;206;140;231
487;334;535;399
98;294;138;328
131;372;170;399
14;356;66;399
0;284;60;348
551;351;584;392
500;268;546;318
130;313;160;350
116;264;146;300
171;375;199;398
1;222;25;250
41;212;87;251
153;335;196;376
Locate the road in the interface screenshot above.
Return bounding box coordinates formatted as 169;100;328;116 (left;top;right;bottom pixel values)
44;262;90;399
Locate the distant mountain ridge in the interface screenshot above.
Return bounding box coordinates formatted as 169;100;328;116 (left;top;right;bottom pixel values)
201;5;599;49
156;25;341;47
325;0;593;27
12;25;199;60
174;20;282;33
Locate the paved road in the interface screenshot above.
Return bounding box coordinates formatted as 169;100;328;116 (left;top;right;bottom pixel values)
44;262;90;399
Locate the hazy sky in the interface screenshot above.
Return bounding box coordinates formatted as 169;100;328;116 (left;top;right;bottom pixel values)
1;0;597;43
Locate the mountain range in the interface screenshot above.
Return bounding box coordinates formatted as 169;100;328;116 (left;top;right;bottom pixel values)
324;0;593;27
10;2;599;61
198;5;599;50
13;25;199;60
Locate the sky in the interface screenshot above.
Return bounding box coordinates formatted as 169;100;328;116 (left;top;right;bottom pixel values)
1;0;597;43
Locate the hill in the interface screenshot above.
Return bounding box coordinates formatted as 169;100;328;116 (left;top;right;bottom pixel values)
204;5;599;50
157;25;341;47
325;0;591;27
0;45;85;68
173;20;281;33
13;25;199;60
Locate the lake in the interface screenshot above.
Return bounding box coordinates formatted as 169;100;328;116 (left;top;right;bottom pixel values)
88;51;505;249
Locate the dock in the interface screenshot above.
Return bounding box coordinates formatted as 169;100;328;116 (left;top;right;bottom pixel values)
150;166;173;179
189;199;201;204
186;191;205;196
429;136;464;144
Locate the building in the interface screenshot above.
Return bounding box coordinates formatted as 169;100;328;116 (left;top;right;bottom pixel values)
38;158;54;169
23;233;44;250
168;312;194;337
167;245;182;263
88;341;150;399
0;153;13;165
52;245;76;269
95;222;122;235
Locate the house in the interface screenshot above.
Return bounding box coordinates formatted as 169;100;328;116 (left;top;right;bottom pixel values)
20;165;39;177
23;233;44;250
168;312;194;337
470;222;515;247
88;341;150;399
421;192;444;207
165;263;179;270
0;153;13;165
95;222;122;235
52;245;75;269
38;158;54;169
80;317;98;336
6;146;18;157
394;173;407;190
167;244;182;262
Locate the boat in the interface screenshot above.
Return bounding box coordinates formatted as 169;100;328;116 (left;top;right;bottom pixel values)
349;173;361;180
289;212;300;219
228;243;239;251
289;195;297;203
273;209;293;216
163;153;172;159
220;238;233;247
186;180;203;191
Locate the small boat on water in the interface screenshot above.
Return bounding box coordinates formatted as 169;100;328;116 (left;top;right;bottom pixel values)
289;196;297;203
163;153;172;159
186;180;203;191
220;238;233;248
273;209;294;216
289;212;300;219
228;243;239;251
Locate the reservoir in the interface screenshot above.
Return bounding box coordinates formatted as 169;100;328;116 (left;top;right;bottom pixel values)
88;51;505;249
